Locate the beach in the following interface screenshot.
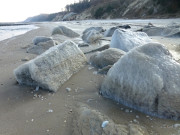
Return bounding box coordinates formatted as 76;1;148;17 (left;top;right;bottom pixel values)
0;19;180;135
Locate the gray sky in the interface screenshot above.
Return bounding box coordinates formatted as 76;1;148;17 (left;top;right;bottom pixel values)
0;0;75;22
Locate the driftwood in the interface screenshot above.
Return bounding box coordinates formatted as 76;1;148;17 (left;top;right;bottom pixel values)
84;44;109;54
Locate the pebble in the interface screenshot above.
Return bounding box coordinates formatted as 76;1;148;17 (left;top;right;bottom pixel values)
35;86;39;91
66;87;71;92
21;57;30;61
88;66;94;70
87;98;94;102
125;109;129;113
47;109;53;113
93;71;98;75
133;119;139;124
101;121;109;128
75;88;78;92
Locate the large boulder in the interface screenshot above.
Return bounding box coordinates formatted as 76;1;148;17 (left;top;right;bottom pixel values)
89;48;125;68
141;24;180;37
27;37;56;55
83;27;104;35
101;43;180;119
14;41;87;92
110;29;152;52
52;26;80;38
73;104;149;135
104;27;118;37
82;30;103;44
32;36;52;45
104;25;131;37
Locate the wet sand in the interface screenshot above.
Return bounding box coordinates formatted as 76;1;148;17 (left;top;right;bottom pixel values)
0;20;180;135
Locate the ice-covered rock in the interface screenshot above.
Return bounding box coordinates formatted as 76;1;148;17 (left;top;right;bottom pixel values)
104;27;118;37
82;29;103;44
110;29;152;52
89;48;125;68
27;39;56;55
52;26;80;38
83;27;104;35
101;43;180;119
14;41;87;92
104;25;131;37
32;36;52;45
73;104;149;135
141;25;180;37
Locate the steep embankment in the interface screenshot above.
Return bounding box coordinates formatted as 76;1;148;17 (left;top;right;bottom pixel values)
25;0;180;22
77;0;180;20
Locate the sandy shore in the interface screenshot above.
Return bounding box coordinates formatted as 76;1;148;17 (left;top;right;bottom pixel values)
0;20;180;135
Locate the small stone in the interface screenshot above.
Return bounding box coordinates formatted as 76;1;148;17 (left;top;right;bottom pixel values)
47;109;53;113
125;109;129;113
87;99;94;103
21;57;30;61
66;87;71;92
75;88;78;92
133;119;139;124
93;71;98;75
101;121;109;128
35;86;39;91
31;119;34;122
88;66;94;70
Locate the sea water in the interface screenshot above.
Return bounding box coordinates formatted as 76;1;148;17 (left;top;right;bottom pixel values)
0;24;38;41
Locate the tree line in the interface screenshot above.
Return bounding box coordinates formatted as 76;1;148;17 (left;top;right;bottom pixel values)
65;0;112;13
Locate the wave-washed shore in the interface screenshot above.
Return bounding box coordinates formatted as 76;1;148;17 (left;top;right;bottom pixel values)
0;23;38;41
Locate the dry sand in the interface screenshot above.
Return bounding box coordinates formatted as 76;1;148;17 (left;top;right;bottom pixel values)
0;20;180;135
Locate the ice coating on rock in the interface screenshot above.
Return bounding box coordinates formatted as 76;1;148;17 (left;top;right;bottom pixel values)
101;43;180;119
14;41;87;92
110;29;152;52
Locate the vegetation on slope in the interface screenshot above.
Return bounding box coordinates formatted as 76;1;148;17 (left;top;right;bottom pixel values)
25;0;180;22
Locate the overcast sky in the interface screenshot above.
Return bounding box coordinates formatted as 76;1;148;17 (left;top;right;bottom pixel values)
0;0;75;22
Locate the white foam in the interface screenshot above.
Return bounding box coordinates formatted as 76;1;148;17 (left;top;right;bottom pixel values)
0;25;38;41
